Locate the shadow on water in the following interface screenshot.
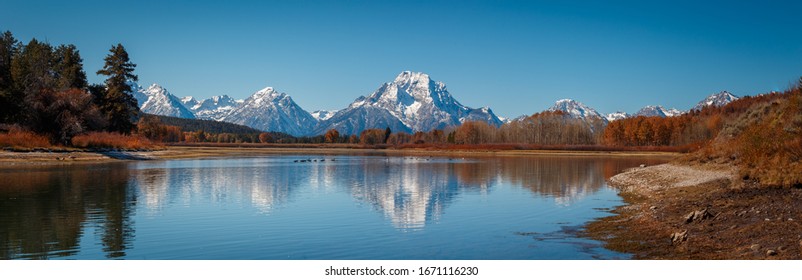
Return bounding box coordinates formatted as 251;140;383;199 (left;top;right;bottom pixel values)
0;165;135;259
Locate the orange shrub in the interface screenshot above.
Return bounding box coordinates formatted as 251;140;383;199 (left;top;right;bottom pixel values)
71;132;156;150
0;127;52;149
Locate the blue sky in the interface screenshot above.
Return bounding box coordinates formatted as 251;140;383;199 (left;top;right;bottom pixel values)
3;0;801;118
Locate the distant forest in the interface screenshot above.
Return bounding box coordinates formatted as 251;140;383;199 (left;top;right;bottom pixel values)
149;114;262;134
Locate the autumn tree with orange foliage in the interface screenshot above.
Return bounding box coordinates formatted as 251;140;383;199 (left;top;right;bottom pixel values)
324;129;340;143
137;116;182;142
359;129;385;145
259;132;272;143
602;113;716;147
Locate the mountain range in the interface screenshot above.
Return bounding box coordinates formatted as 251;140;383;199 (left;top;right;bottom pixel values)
180;95;243;121
131;72;739;136
544;90;738;122
312;71;502;135
131;71;501;136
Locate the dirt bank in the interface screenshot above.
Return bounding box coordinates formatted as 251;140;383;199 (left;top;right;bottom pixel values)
585;163;802;259
0;150;162;165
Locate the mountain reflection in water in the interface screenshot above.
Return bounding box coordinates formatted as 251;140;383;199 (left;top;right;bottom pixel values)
0;155;667;259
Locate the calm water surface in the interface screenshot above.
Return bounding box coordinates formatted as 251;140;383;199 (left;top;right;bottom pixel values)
0;154;667;259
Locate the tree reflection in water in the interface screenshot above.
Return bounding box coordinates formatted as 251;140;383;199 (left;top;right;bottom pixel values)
0;164;134;259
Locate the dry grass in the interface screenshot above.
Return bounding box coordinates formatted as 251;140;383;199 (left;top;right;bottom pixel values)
0;127;52;149
680;89;802;187
71;132;157;150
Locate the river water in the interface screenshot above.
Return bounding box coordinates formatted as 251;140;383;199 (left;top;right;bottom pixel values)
0;154;667;259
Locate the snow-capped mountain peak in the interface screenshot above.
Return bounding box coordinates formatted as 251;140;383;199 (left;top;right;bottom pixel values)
605;111;630;122
394;70;431;85
634;105;683;117
547;99;605;121
311;110;338;121
133;82;195;119
221;86;317;136
692;91;739;111
180;96;199;108
187;94;242;121
315;71;501;135
146;83;165;93
252;87;286;102
196;95;238;108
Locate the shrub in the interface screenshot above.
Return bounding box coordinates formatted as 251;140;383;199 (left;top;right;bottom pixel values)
0;126;52;149
71;132;155;150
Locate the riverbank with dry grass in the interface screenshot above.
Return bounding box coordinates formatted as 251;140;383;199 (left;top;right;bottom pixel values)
0;145;679;165
584;163;802;259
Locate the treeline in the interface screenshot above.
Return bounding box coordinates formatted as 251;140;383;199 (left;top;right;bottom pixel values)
601;87;800;150
495;111;605;145
0;30;145;148
308;111;606;146
135;115;302;144
602;113;718;147
150;114;262;134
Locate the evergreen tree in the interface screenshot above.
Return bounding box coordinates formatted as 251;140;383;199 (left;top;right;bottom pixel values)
96;44;139;133
384;127;392;143
11;39;55;96
88;83;107;104
0;31;19;122
53;44;88;91
11;39;56;127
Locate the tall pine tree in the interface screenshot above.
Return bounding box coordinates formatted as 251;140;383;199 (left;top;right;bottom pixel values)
96;44;139;134
53;44;88;91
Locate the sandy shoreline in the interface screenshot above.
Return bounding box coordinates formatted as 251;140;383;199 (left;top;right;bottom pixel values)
585;163;802;259
0;146;678;165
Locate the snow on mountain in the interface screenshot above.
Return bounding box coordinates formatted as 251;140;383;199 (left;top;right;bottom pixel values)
547;99;606;122
132;82;195;119
311;110;338;121
605;111;630;122
634;105;683;118
498;116;513;124
180;96;199;109
221;86;317;136
315;71;502;136
189;95;242;121
692;91;739;111
130;82;148;108
665;108;683;117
